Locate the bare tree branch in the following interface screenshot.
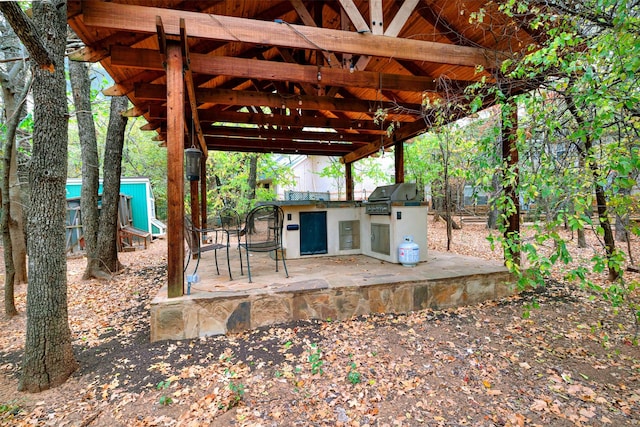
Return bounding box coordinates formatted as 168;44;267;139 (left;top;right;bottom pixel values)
0;2;54;72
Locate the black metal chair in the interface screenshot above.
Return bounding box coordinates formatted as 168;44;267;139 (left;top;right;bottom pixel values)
240;204;288;283
217;207;244;279
184;216;230;285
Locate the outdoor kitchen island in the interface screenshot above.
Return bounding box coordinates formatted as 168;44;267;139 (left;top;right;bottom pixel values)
275;184;429;264
150;184;513;341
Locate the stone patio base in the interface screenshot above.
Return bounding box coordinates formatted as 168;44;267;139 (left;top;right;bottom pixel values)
150;265;514;341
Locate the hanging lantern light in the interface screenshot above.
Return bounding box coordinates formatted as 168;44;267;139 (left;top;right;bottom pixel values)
185;147;202;181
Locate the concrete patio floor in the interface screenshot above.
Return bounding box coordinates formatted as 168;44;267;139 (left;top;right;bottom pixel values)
150;246;514;342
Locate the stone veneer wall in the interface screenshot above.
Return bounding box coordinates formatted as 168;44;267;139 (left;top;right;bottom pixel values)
150;271;515;342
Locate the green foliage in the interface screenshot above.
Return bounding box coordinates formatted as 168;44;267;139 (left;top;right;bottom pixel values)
319;156;390;199
226;380;245;409
158;395;173;406
156;380;173;406
205;151;293;216
0;402;21;415
347;362;362;385
480;0;640;326
405;108;500;209
307;343;324;375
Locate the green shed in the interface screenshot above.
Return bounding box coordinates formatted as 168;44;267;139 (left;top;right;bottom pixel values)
66;177;166;237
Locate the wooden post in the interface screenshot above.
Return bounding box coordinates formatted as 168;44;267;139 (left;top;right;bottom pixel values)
394;137;404;183
345;161;354;200
502;99;520;265
200;159;208;229
166;42;185;298
190;180;200;228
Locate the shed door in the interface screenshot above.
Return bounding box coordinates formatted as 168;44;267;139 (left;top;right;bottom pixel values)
300;211;328;255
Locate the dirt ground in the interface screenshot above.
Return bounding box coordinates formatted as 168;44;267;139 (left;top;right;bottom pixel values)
0;219;639;426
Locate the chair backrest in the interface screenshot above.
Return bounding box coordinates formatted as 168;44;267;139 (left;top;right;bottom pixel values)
218;207;242;233
184;215;203;254
243;204;283;251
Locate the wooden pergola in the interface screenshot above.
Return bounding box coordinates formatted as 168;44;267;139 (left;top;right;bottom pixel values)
67;0;536;297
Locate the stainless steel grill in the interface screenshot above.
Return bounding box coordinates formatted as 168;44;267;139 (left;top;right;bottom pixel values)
365;183;418;215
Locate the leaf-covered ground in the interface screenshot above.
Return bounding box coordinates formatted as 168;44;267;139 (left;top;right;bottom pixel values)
0;220;639;426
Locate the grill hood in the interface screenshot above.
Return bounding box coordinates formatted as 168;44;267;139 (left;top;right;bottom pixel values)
368;183;418;202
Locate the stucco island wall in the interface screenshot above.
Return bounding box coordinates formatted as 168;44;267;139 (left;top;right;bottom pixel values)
273;201;428;264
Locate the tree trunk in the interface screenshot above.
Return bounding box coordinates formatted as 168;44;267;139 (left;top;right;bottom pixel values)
0;20;29;286
9;134;28;284
0;74;30;316
577;156;587;248
95;96;129;275
247;153;258;201
69;60;101;279
501;101;520;266
487;173;500;230
577;228;587;248
19;0;78;392
432;182;461;231
566;92;618;281
615;188;630;242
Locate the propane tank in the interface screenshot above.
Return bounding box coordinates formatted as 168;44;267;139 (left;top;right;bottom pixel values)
398;235;420;267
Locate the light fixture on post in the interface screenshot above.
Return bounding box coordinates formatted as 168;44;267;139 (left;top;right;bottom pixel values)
185;119;202;181
185;147;202;181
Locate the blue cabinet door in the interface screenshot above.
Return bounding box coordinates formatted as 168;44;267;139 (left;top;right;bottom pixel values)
300;211;328;255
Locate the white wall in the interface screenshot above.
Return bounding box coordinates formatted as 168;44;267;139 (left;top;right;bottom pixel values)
277;155;394;201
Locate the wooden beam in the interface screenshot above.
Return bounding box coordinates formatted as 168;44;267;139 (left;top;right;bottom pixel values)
289;0;340;68
385;0;419;37
110;46;442;92
68;32;153;62
338;0;370;33
210;113;388;132
203;136;355;156
156;16;167;55
180;18;208;157
149;122;374;145
123;105;148;117
369;0;384;35
102;68;165;97
275;48;320;95
135;83;423;115
82;1;500;68
200;161;208;230
342;117;428;163
206;126;373;143
150;106;392;132
345;161;354;200
166;42;185;298
394;138;404;183
140;121;161;131
355;0;419;72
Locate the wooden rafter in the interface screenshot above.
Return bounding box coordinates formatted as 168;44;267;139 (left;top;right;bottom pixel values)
205;126;374;143
354;0;419;72
179;18;208;157
202;137;357;156
134;84;423;117
147;107;390;133
109;46;446;93
81;1;500;69
289;0;340;68
369;0;384;35
338;0;370;33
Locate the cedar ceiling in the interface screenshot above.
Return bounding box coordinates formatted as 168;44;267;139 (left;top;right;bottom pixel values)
67;0;536;163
